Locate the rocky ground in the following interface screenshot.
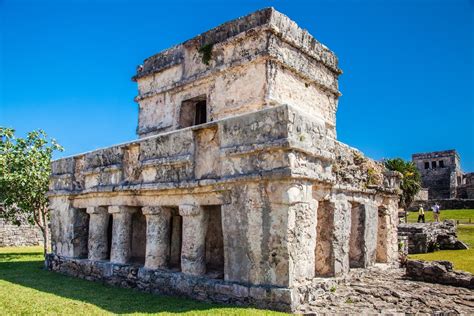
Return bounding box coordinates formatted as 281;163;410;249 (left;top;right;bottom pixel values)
299;266;474;315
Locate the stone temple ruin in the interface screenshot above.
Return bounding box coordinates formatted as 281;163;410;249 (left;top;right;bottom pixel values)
412;149;474;200
46;8;402;312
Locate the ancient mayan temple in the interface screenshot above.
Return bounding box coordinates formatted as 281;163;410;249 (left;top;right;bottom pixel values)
47;8;401;312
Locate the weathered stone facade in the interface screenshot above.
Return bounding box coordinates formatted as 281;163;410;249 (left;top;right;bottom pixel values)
47;8;401;312
0;218;43;247
412;149;474;200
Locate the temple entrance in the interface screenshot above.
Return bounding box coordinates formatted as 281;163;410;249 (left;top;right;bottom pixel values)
131;209;146;265
106;215;113;260
349;202;365;268
168;207;182;271
376;207;389;263
315;201;334;277
205;205;224;278
73;208;89;259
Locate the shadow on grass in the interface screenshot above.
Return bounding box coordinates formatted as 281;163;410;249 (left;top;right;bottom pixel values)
0;251;43;261
0;252;247;314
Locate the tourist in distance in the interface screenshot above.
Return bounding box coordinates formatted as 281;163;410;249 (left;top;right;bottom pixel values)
417;205;425;223
432;203;441;222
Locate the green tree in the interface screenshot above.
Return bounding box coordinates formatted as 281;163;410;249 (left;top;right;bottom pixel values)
0;127;63;256
384;158;421;211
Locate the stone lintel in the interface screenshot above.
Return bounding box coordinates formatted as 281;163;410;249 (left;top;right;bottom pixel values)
142;206;167;216
86;206;108;214
108;205;138;214
71;191;229;209
179;204;203;217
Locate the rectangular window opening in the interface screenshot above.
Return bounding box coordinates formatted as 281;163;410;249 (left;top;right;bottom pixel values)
424;162;429;169
432;161;437;169
195;100;207;125
439;160;445;168
179;95;207;128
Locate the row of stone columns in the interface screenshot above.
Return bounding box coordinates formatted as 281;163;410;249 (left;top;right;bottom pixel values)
86;204;211;276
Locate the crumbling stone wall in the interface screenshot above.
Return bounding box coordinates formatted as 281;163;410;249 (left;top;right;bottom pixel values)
47;8;401;312
0;219;43;247
398;220;468;254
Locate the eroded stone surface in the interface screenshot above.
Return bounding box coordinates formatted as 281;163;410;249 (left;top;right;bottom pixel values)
398;220;468;254
47;8;404;312
406;259;474;289
298;266;474;315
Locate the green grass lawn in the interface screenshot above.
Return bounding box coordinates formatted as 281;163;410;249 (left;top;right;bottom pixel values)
0;247;284;315
407;209;474;223
409;224;474;274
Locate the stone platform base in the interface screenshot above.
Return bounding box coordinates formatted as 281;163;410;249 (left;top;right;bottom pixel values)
46;255;473;314
45;254;294;312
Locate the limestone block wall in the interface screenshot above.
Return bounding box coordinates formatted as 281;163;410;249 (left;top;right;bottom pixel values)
47;8;402;312
398;220;467;254
133;8;341;138
0;219;43;247
48;104;401;288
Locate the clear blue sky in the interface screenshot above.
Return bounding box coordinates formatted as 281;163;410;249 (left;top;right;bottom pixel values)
1;0;473;170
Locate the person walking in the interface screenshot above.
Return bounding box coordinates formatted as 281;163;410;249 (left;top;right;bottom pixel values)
432;203;440;222
417;205;425;223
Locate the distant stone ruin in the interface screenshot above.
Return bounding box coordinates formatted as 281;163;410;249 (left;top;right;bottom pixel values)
412;150;474;200
46;8;401;312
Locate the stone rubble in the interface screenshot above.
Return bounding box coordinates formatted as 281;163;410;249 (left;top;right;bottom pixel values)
299;266;474;315
406;260;474;289
398;220;469;254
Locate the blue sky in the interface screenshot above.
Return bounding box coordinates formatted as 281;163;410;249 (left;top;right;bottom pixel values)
1;0;473;170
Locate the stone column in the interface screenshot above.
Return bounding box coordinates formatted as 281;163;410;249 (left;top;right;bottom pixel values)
142;206;171;269
108;206;136;264
179;204;208;275
86;206;110;261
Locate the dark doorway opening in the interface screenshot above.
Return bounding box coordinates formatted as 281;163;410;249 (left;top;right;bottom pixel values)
168;207;182;271
179;95;207;128
131;209;146;265
349;202;365;268
73;208;90;259
205;205;224;279
106;215;113;260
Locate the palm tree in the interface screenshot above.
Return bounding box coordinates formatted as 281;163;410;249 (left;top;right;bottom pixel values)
384;158;422;213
